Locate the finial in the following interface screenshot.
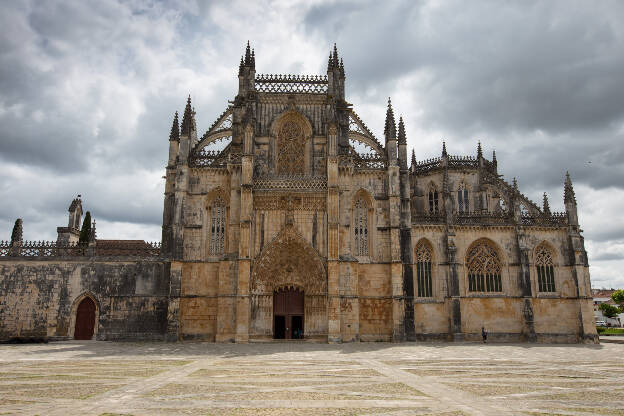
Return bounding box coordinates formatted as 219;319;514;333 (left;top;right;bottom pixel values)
339;58;344;77
384;97;396;140
333;43;338;66
251;49;255;68
411;149;416;167
512;177;518;190
477;141;483;159
169;111;180;141
398;116;406;145
564;171;576;204
442;141;447;157
543;192;551;215
327;52;333;71
492;149;497;164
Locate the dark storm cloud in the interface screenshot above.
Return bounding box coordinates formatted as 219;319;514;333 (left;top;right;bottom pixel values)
0;0;623;286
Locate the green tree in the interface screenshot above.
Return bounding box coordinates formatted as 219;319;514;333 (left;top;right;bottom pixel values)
79;211;91;243
599;303;620;319
612;290;624;312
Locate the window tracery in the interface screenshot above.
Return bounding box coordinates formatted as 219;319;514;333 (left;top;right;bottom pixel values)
535;245;556;292
277;120;305;175
467;240;502;292
209;197;226;255
428;187;439;214
458;183;469;214
415;242;433;297
354;197;368;256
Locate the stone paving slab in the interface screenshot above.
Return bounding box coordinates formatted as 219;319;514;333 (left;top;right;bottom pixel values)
0;341;622;415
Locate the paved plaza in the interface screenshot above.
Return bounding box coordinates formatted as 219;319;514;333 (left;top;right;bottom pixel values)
0;340;623;416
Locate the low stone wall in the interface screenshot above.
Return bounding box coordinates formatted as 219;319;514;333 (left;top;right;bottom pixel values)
0;258;171;341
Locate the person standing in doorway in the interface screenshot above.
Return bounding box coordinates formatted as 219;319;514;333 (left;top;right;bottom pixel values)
482;326;488;343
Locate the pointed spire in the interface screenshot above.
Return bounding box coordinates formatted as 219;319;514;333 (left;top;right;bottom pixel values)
442;141;447;157
339;58;345;77
543;192;551;215
397;117;406;145
512;177;518;190
477;141;483;159
492;149;497;165
384;98;396;140
169;111;179;142
564;171;576;204
245;40;251;65
251;49;255;69
333;43;339;67
327;52;333;71
180;95;194;136
411;149;416;167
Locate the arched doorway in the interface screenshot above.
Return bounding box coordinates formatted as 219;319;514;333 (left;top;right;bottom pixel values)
74;297;96;340
273;287;304;339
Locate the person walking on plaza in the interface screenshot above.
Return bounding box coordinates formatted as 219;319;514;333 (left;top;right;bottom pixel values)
482;327;488;343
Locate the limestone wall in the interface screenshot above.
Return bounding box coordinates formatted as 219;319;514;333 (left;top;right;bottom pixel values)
0;259;170;341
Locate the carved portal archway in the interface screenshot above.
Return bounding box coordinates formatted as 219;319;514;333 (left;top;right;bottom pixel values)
250;225;327;339
252;225;326;295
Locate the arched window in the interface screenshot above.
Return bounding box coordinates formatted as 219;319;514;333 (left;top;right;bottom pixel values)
467;240;502;292
209;197;226;255
535;244;556;292
354;197;368;256
415;241;433;297
428;187;439;214
458;183;469;214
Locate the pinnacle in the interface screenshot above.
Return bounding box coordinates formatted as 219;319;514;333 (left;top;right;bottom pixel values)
512;177;518;190
442;141;447;157
333;43;338;66
492;149;497;164
384;97;396;140
245;40;251;64
180;95;194;136
564;171;576;204
477;141;483;158
543;192;551;215
169;111;180;141
411;149;416;167
398;116;406;144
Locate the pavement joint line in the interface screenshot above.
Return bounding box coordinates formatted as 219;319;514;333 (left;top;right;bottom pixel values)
44;357;216;416
359;358;511;416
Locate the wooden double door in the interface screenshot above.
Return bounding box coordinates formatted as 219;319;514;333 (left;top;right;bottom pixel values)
273;288;304;339
74;297;96;340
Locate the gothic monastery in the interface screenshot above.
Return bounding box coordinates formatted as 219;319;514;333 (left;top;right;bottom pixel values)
0;44;598;343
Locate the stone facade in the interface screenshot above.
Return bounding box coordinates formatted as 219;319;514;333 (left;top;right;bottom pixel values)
0;43;598;343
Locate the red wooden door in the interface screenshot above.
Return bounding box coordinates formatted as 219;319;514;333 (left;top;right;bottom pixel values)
273;288;304;339
74;297;96;340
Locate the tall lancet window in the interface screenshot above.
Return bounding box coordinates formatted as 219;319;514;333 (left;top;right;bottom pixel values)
209;197;226;255
536;245;556;292
415;242;433;297
457;183;469;214
354;197;369;256
428;187;439;214
467;240;502;292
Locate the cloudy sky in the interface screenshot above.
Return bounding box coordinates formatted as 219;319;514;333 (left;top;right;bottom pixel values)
1;0;623;288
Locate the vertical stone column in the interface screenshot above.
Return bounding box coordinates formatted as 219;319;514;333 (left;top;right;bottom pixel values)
516;231;536;342
388;165;405;341
446;230;462;341
327;124;341;343
236;124;254;343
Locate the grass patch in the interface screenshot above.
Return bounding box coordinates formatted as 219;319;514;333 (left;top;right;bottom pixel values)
597;327;624;335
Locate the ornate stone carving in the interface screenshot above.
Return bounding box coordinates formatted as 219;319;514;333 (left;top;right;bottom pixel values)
277;120;306;175
254;193;326;211
251;225;326;295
